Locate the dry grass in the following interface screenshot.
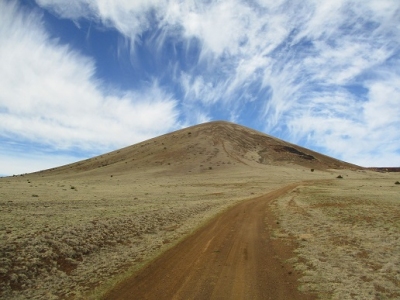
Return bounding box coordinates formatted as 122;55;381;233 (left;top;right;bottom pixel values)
0;164;327;299
2;165;398;299
273;170;400;299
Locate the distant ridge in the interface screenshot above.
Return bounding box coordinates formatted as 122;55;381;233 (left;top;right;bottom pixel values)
36;121;361;177
367;167;400;173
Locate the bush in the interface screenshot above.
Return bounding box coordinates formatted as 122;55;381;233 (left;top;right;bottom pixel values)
395;181;400;185
311;169;314;172
337;175;343;179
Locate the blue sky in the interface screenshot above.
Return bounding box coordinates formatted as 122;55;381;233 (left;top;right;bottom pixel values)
1;0;400;175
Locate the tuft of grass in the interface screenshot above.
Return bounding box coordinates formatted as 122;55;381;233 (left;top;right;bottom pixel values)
31;194;39;197
336;175;343;179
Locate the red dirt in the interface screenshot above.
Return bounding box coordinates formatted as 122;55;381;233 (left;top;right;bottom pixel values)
103;183;316;300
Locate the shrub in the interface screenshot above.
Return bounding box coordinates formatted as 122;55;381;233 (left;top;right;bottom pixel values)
395;181;400;185
337;175;343;179
32;194;39;197
311;169;314;172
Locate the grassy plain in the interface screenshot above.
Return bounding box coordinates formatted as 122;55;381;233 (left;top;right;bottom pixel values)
273;170;400;299
1;163;327;299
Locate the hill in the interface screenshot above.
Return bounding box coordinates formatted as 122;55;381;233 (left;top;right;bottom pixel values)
37;121;360;178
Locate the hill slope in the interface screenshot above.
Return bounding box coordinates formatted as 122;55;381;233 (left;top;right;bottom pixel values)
38;121;360;177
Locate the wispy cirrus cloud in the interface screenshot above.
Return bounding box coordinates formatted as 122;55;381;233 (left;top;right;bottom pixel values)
1;0;400;175
0;1;179;174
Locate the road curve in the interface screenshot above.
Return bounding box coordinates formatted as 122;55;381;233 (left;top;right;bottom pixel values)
103;183;316;300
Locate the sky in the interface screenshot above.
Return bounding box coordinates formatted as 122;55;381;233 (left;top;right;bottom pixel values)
1;0;400;176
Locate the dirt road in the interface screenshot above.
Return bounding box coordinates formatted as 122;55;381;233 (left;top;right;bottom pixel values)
103;183;316;300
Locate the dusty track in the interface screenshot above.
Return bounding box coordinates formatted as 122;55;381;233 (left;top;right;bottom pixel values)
104;183;316;300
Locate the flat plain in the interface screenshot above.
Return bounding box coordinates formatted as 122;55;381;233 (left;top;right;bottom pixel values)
0;121;399;299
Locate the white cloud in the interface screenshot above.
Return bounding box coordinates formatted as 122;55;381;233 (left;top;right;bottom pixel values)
7;0;400;168
284;75;400;167
36;0;163;38
0;1;179;174
363;77;400;130
179;1;253;57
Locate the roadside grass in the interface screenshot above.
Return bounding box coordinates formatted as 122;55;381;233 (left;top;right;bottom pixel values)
0;164;316;299
273;174;400;299
0;178;231;299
